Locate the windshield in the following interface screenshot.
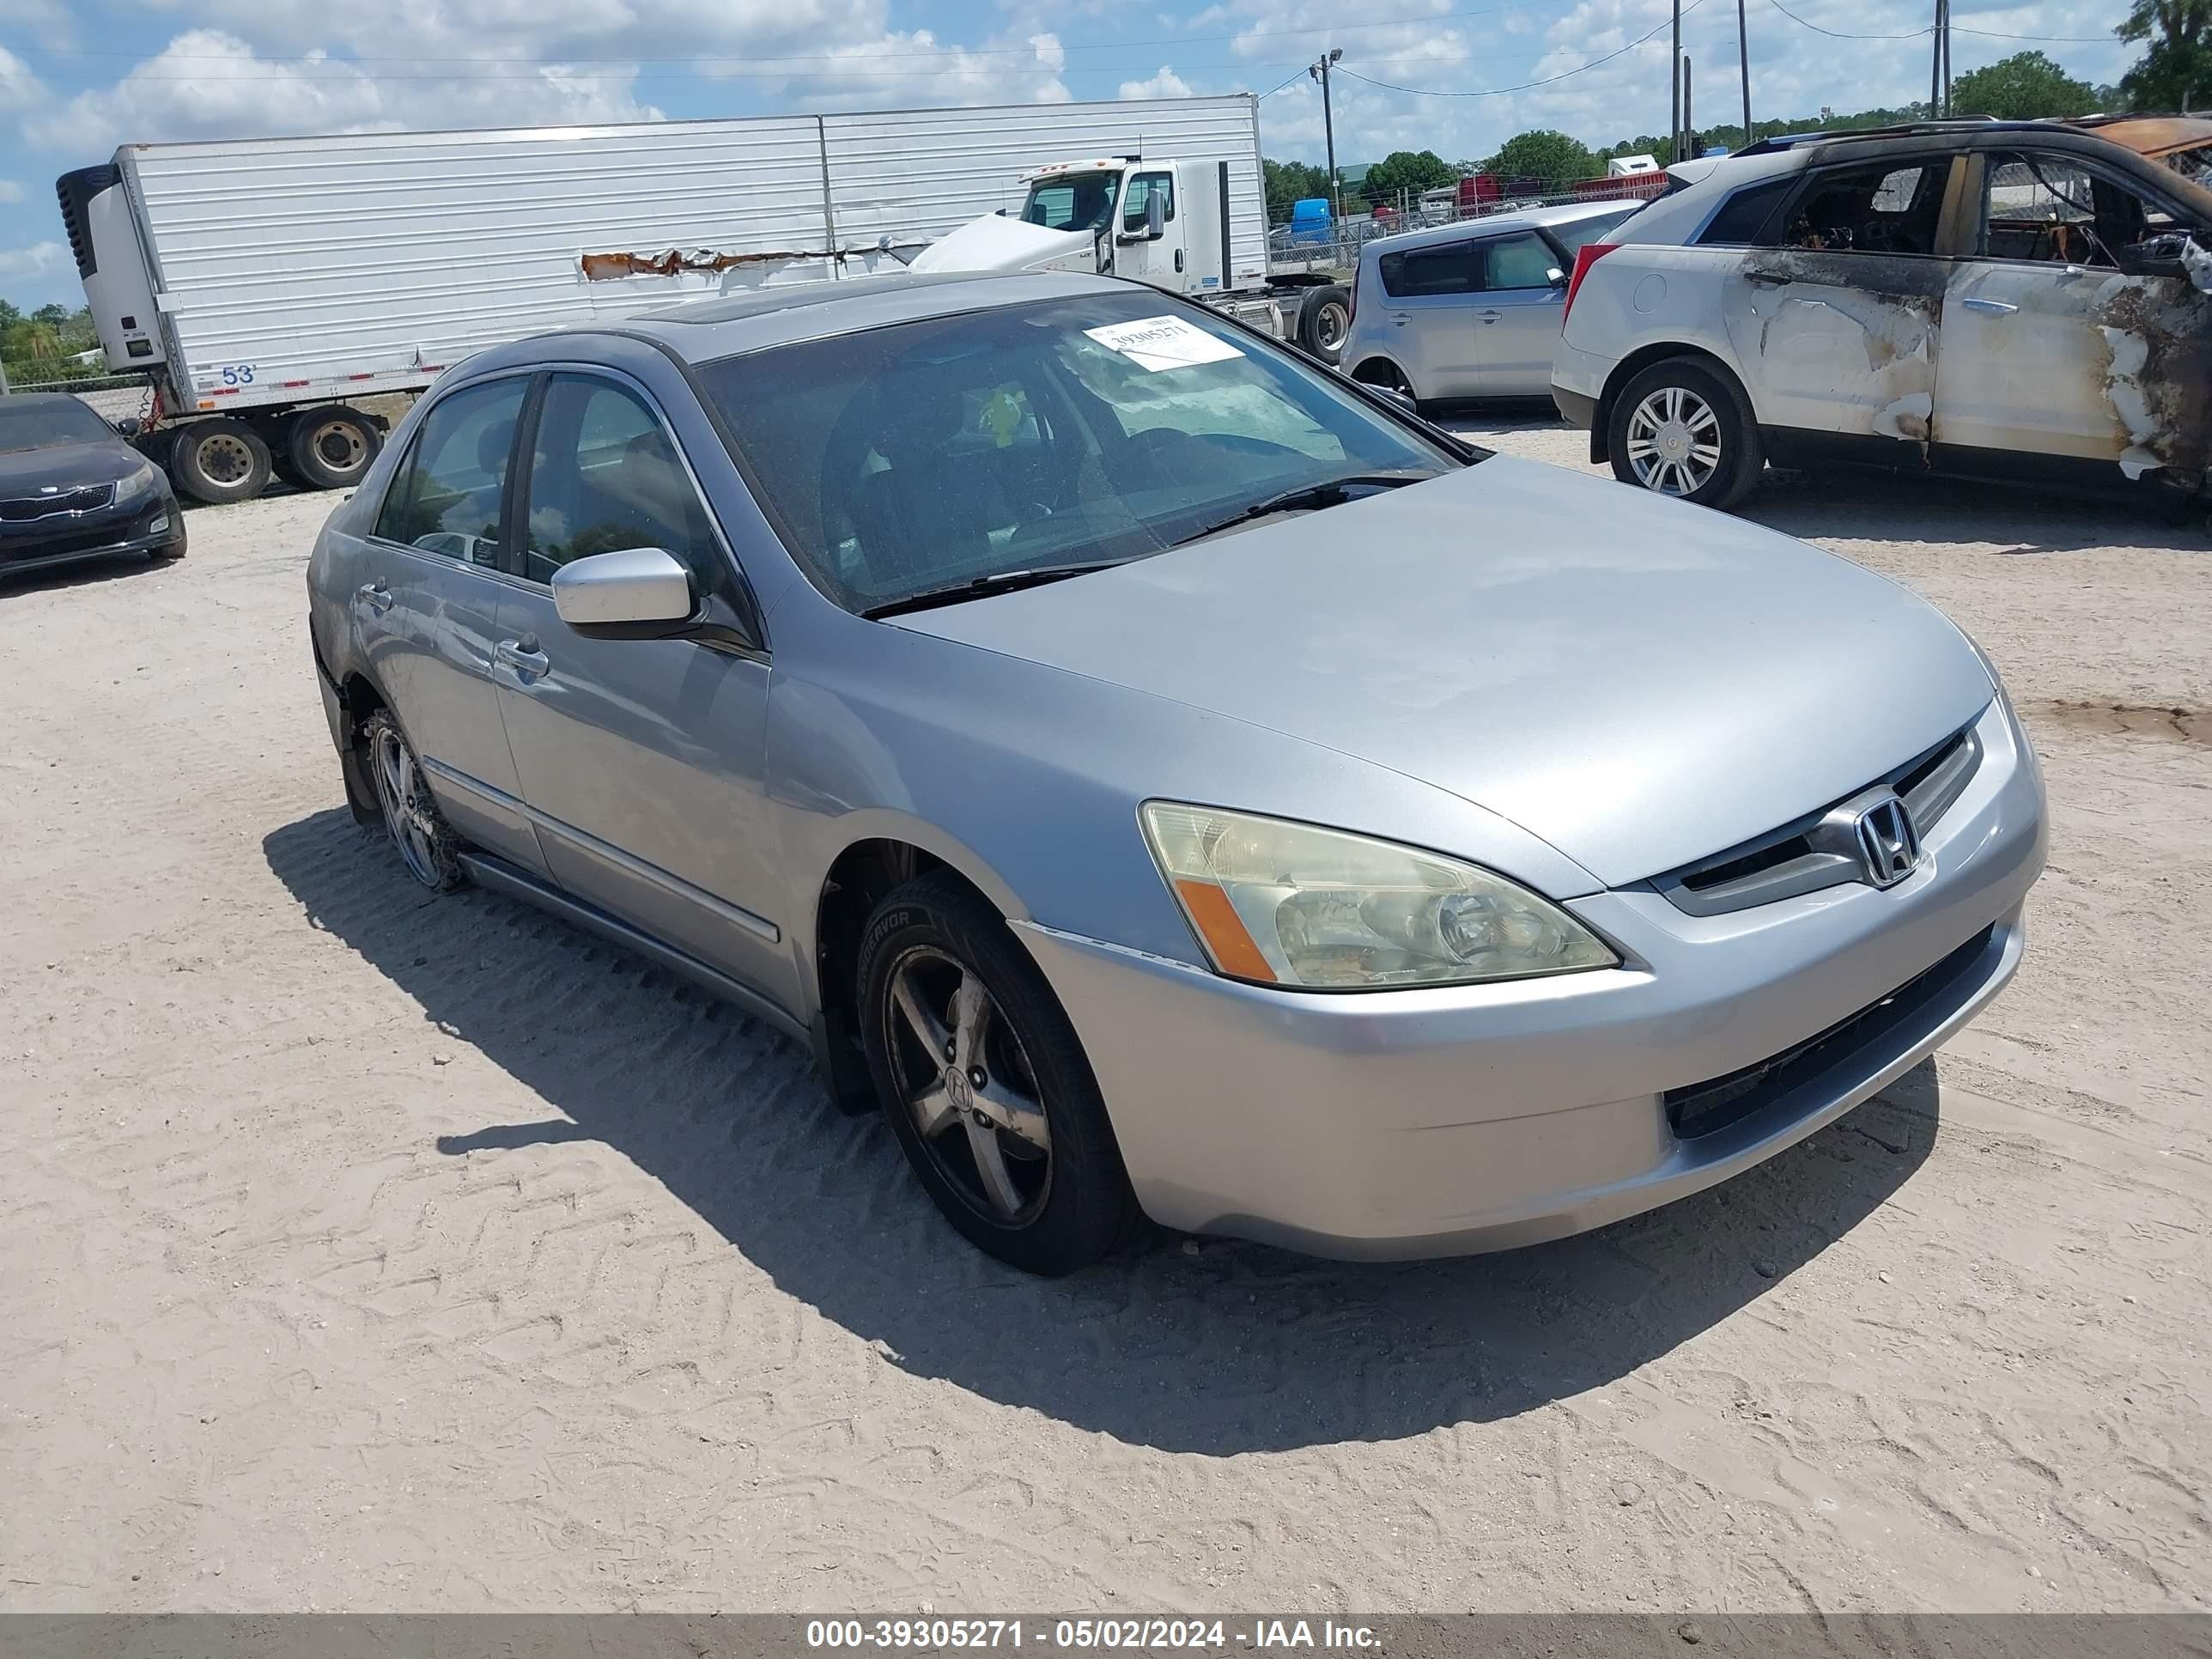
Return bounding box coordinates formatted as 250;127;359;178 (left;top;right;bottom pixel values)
696;292;1462;614
1021;173;1121;234
0;398;118;453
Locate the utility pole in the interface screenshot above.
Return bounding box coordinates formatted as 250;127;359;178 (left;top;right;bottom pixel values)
1670;0;1683;161
1683;56;1695;158
1310;48;1345;227
1736;0;1752;144
1942;0;1952;114
1929;0;1945;117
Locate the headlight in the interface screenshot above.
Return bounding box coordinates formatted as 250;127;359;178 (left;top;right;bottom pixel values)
114;463;161;504
1139;802;1617;990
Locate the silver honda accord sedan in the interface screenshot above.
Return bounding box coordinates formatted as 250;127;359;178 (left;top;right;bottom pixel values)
306;270;2045;1274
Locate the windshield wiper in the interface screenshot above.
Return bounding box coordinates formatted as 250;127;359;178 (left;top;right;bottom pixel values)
862;562;1123;619
1170;472;1437;548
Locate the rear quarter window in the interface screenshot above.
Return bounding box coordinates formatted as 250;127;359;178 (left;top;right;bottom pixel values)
1695;177;1794;246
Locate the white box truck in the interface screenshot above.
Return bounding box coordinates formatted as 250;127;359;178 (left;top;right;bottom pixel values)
58;94;1352;504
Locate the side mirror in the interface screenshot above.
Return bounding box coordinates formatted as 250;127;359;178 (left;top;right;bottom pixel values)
551;547;696;636
1547;266;1567;288
1375;386;1419;416
113;417;142;437
1146;189;1168;240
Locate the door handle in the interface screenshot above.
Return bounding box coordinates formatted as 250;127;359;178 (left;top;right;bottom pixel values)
495;635;550;682
356;580;392;616
1960;296;2019;315
1391;314;1409;326
1476;309;1502;323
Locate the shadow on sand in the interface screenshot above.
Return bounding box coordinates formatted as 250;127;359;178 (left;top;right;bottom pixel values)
266;806;1942;1455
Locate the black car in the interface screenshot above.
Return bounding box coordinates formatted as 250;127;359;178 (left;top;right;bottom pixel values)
0;392;185;578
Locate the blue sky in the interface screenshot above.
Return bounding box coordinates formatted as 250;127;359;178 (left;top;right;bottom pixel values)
0;0;2136;312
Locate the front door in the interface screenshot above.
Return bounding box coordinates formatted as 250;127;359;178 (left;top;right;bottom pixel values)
1469;229;1568;395
1374;236;1480;398
1934;148;2212;480
358;373;544;872
490;370;795;1012
1721;155;1959;447
1113;169;1188;290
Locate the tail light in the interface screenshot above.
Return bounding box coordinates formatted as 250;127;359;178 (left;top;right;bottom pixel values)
1562;241;1622;325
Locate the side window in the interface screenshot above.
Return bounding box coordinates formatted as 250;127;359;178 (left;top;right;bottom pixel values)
1770;159;1947;255
1122;172;1176;232
1980;151;2168;268
373;377;527;567
1696;177;1793;246
1480;231;1562;290
1377;240;1475;297
521;374;720;586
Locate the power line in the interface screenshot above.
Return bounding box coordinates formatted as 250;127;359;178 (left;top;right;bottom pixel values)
1328;0;1709;98
32;59;1313;85
1947;22;2118;40
1763;0;1930;41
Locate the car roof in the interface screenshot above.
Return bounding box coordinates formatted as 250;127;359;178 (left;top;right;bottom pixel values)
1;392;101;415
615;270;1127;362
1360;198;1638;258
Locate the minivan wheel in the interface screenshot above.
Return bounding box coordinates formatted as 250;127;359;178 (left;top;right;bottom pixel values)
363;708;465;891
1608;359;1764;510
857;871;1140;1275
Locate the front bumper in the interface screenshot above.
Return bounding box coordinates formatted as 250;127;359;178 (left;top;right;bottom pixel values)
1017;697;2045;1260
0;503;183;574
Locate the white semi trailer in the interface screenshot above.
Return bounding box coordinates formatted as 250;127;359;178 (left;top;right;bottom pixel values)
58;94;1351;504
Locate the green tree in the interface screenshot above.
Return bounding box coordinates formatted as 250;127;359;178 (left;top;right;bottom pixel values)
1950;51;2101;118
1263;156;1332;222
2117;0;2212;110
1357;149;1459;210
1482;130;1600;188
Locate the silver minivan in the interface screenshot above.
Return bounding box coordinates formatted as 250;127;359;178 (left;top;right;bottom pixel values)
1342;200;1641;402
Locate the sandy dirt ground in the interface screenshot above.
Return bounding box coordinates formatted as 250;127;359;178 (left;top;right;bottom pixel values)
3;428;2207;1615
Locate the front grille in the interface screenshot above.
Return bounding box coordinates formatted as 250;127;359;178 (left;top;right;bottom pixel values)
1;485;116;522
1664;922;1996;1141
1658;723;1984;916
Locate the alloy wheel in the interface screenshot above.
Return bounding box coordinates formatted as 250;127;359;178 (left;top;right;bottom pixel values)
884;945;1052;1225
1625;385;1723;496
369;721;445;888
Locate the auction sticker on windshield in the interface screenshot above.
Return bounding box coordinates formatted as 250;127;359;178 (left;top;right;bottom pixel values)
1084;315;1244;372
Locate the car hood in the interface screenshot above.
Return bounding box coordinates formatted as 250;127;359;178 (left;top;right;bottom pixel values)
908;214;1099;276
0;438;143;497
892;457;1994;887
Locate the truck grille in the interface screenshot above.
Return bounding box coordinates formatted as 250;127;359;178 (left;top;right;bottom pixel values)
2;485;117;522
1663;922;1996;1142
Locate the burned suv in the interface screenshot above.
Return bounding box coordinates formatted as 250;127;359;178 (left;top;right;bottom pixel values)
1550;116;2212;508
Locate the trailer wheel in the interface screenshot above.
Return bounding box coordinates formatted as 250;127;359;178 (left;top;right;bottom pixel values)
287;405;383;491
169;419;272;505
1296;285;1352;364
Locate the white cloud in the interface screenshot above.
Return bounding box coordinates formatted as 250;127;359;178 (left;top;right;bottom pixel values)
0;180;27;204
1030;32;1067;72
755;29;1072;106
21;29;663;154
0;240;71;279
1120;65;1195;99
0;45;52;118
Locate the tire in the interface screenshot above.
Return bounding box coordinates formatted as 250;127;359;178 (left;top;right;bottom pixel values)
1607;358;1764;510
857;870;1140;1274
168;419;272;505
286;404;384;491
149;530;187;562
1296;284;1352;365
362;708;465;892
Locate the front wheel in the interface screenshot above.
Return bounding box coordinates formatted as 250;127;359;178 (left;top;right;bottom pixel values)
1297;284;1352;365
1607;359;1763;510
857;871;1139;1274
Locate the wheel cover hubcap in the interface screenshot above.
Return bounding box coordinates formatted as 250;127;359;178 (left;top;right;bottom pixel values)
370;726;442;886
1626;386;1723;496
886;945;1052;1226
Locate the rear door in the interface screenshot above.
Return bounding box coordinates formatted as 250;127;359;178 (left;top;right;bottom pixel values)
1469;229;1568;395
357;373;545;872
1373;237;1480;397
1933;147;2212;478
1720;155;1961;448
489;368;794;1009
